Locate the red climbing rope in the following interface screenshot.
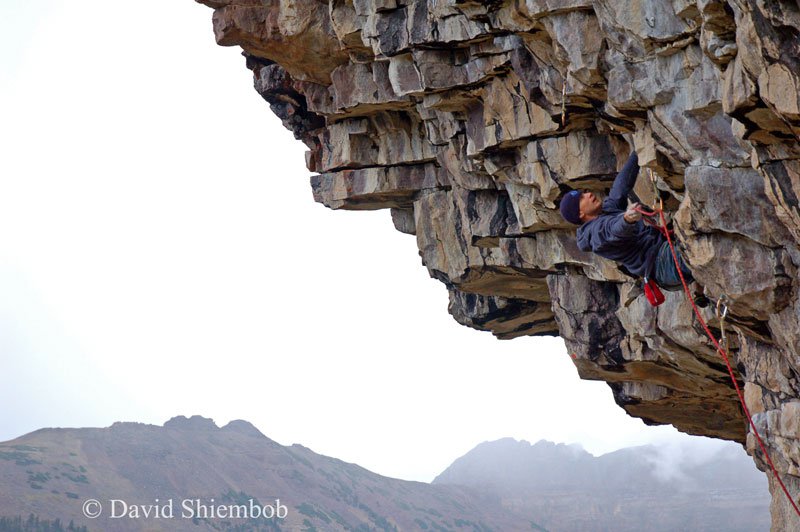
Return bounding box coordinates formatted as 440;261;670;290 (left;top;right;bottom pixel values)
644;206;800;516
633;205;673;239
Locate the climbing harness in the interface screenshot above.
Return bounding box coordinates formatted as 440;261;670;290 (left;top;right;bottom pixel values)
638;171;800;517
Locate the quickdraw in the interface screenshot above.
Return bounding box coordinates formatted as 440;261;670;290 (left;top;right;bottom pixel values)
633;169;674;240
716;296;730;354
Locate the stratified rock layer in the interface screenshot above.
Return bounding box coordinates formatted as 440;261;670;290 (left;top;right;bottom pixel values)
196;1;800;528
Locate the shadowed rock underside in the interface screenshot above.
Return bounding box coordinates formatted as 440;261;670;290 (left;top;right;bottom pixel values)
195;0;800;528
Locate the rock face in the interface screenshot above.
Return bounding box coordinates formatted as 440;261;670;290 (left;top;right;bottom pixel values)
195;1;800;528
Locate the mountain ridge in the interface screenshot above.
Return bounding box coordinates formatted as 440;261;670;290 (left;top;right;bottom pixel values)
0;417;769;531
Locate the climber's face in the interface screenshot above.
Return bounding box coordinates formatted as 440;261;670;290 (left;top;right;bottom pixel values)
579;191;602;221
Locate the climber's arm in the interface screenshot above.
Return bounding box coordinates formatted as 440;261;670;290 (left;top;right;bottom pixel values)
603;151;639;212
591;212;638;247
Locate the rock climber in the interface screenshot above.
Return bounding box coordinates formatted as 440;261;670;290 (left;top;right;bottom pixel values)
558;150;694;289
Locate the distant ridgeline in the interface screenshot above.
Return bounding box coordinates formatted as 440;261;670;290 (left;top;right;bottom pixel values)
434;438;770;531
0;417;769;531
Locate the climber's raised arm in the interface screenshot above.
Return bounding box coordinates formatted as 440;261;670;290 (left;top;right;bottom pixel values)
602;151;639;213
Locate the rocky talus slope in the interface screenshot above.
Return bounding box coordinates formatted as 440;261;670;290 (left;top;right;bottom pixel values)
195;1;800;528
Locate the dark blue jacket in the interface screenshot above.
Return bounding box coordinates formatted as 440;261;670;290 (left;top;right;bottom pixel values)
576;152;665;279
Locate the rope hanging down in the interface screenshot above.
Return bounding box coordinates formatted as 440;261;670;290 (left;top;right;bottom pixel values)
639;186;800;517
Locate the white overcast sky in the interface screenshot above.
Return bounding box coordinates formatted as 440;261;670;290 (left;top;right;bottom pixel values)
0;0;735;482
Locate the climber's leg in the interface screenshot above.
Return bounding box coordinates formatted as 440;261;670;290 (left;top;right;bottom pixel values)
654;240;694;288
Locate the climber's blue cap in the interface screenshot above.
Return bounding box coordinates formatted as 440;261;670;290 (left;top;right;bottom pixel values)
559;190;582;225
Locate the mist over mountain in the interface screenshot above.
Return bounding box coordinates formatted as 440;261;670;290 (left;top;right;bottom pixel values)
434;438;770;531
0;418;769;531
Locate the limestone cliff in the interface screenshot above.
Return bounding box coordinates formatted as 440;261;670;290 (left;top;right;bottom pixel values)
195;1;800;528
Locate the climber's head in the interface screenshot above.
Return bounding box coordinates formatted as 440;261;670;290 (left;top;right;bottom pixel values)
579;190;602;222
560;190;602;225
